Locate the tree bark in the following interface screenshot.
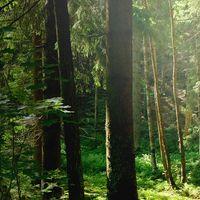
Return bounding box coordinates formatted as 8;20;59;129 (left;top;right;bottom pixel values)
143;36;157;172
105;0;138;199
53;0;84;199
149;39;177;188
168;0;186;183
43;0;61;171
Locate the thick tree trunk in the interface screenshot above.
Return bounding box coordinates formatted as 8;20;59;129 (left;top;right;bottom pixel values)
53;0;84;199
149;39;177;188
168;0;186;183
43;0;61;171
143;36;157;172
105;0;138;199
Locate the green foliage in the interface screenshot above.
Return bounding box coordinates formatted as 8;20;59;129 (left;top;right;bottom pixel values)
191;161;200;186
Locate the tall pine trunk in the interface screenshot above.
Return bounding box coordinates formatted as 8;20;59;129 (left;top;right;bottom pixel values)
143;36;157;172
105;0;138;199
168;0;186;183
149;39;177;188
43;0;61;171
143;0;177;188
132;30;142;152
53;0;84;199
198;51;200;157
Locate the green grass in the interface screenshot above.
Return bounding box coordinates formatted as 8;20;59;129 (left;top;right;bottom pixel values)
80;134;200;200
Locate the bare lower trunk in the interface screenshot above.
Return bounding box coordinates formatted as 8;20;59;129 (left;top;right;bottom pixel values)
143;0;177;188
43;0;61;172
94;85;98;130
168;0;186;183
149;39;177;188
106;0;138;199
132;29;142;152
143;36;157;172
53;0;84;199
33;33;43;169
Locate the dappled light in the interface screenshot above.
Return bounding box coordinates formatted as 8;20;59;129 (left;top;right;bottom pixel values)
0;0;200;199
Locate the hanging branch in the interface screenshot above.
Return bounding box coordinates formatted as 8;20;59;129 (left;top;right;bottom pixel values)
9;0;40;26
0;0;15;12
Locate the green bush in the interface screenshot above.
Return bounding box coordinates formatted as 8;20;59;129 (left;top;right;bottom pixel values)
191;161;200;186
82;152;106;174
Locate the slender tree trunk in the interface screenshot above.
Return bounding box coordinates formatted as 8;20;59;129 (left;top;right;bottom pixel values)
132;30;142;152
53;0;84;199
184;109;192;136
105;0;138;199
143;36;157;172
33;33;43;175
94;85;98;130
143;0;177;189
168;0;186;183
196;40;200;156
149;39;177;188
43;0;61;171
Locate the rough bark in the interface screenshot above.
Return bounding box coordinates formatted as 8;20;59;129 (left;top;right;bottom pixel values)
143;36;157;172
105;0;138;199
53;0;84;199
168;0;186;183
43;0;61;171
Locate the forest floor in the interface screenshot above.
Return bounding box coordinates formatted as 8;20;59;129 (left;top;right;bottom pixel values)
79;133;200;200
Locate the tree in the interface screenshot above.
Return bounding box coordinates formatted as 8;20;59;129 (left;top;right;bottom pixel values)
105;0;138;199
168;0;186;183
53;0;84;199
132;28;143;152
43;0;61;171
143;36;157;172
149;39;177;188
33;32;43;172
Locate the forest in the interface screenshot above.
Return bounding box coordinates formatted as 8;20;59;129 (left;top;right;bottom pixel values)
0;0;200;199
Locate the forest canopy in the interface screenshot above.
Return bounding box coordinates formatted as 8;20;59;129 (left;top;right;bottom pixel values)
0;0;200;199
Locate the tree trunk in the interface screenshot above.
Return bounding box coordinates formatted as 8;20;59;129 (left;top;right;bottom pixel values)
132;29;142;152
33;33;43;173
105;0;138;199
94;85;98;130
196;40;200;156
143;0;177;188
53;0;84;199
149;38;177;188
143;36;157;172
168;0;186;183
43;0;61;171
